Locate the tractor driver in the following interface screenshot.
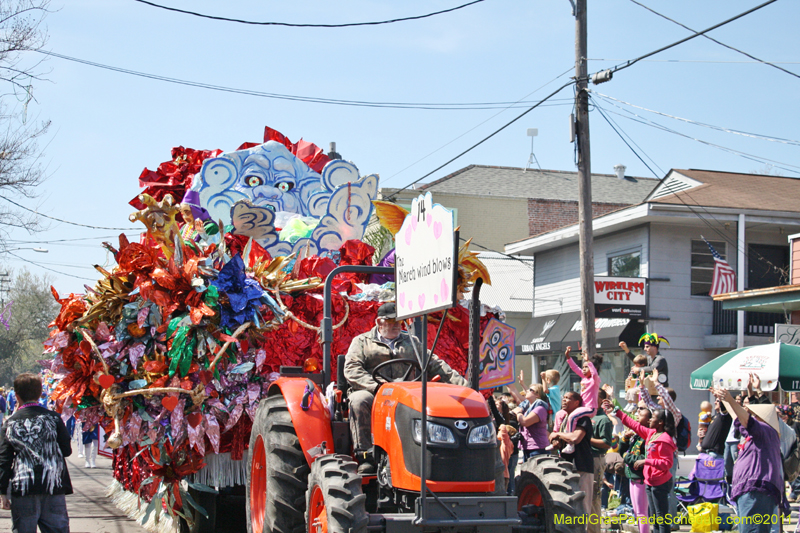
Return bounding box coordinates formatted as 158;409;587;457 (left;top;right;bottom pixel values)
344;302;468;474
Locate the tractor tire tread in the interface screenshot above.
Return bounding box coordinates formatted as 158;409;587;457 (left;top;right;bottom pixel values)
305;454;368;533
515;454;584;533
246;395;308;533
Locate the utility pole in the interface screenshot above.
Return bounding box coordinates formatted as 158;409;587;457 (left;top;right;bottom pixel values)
574;0;597;357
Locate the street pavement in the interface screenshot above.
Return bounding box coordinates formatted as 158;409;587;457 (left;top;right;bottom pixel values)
0;451;793;532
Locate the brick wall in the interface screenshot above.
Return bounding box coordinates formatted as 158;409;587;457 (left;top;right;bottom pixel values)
792;237;800;284
527;198;629;236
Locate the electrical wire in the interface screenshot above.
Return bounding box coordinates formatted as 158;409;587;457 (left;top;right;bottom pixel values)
601;0;779;79
4;235;138;244
133;0;486;28
592;92;800;146
37;50;574;111
381;66;575;186
0;195;133;230
385;80;576;200
589;59;800;65
627;0;800;80
591;97;789;278
591;100;665;175
591;97;661;178
5;251;97;281
595;100;800;175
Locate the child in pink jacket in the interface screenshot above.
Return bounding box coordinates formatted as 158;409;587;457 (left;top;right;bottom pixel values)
602;399;677;533
565;346;601;413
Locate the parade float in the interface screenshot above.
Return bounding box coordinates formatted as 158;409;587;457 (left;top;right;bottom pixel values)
45;127;498;531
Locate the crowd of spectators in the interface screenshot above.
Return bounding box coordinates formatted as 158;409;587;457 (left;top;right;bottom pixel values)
492;335;799;533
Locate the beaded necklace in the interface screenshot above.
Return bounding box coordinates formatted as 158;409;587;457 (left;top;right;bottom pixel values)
17;402;40;410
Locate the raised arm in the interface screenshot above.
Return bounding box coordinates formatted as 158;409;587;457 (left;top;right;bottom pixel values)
711;387;749;428
603;400;650;441
566;347;582;376
652;371;681;425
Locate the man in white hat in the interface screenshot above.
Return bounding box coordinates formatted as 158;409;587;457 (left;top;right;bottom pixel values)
711;382;782;533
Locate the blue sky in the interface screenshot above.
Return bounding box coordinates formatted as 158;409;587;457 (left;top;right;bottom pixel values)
4;0;798;293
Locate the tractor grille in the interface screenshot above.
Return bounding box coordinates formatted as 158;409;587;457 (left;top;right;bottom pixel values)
394;404;496;483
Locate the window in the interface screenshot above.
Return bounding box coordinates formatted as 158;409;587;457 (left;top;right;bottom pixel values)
691;240;726;296
608;251;641;277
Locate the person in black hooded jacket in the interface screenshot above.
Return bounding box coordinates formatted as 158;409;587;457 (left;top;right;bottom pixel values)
0;372;72;533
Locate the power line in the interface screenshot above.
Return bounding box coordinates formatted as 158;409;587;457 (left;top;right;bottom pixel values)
595;100;800;175
381;66;575;186
37;50;575;111
591;97;662;178
0;195;134;230
591;98;791;278
602;0;779;79
133;0;486;28
627;0;800;80
5;251;97;281
384;80;575;200
5;235;138;244
592;91;800;146
589;58;800;65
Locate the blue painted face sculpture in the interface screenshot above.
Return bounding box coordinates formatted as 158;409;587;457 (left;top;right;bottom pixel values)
192;138;379;256
233;144;320;215
194;141;326;223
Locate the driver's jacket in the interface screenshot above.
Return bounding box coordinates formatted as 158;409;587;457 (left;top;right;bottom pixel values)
344;327;468;393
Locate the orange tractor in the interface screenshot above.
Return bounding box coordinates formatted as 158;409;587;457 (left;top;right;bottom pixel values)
245;266;584;533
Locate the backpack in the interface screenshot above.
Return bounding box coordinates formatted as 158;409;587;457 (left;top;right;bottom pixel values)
676;416;691;452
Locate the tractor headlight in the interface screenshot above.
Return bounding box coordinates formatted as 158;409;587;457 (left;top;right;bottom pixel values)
412;419;455;445
468;422;495;445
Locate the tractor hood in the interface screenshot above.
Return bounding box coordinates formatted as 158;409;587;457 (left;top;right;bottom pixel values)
377;382;489;419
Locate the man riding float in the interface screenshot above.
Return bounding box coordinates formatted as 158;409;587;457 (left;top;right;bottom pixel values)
343;302;467;474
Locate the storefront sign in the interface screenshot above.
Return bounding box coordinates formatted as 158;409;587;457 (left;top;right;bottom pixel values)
594;276;647;319
394;192;457;320
775;324;800;346
520;319;556;352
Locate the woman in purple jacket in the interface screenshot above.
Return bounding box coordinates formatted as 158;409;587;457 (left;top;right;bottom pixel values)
710;386;782;533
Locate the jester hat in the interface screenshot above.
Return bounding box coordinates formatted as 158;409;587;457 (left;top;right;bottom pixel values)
638;333;669;347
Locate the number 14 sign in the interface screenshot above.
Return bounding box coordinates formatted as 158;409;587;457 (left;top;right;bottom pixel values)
394;192;457;320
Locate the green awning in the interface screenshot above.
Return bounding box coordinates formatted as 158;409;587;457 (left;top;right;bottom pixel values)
690;342;800;391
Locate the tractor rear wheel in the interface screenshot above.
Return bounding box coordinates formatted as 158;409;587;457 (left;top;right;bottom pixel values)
246;395;310;533
515;454;585;533
305;454;368;533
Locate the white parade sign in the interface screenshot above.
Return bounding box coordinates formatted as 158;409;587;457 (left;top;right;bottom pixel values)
394;192;457;320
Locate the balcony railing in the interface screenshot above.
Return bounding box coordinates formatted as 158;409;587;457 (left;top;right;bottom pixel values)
712;300;785;336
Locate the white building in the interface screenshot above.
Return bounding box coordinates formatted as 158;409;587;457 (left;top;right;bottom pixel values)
506;169;800;417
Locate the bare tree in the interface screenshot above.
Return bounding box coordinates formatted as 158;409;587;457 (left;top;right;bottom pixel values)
0;0;51;239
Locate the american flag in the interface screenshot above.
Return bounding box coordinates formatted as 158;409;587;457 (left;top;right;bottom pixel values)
704;238;736;296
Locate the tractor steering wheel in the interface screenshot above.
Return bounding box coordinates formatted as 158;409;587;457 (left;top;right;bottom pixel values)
371;358;422;384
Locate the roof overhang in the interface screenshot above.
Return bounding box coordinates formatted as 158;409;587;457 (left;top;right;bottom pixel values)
714;284;800;313
505;202;800;256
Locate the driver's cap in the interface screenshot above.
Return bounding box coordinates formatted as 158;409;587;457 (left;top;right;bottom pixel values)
377;302;397;319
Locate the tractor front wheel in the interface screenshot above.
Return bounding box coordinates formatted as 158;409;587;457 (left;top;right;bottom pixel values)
515;454;585;533
246;395;309;533
305;454;368;533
